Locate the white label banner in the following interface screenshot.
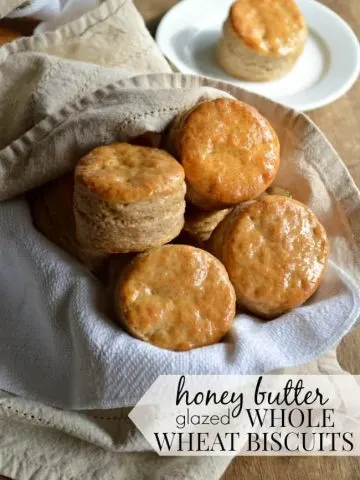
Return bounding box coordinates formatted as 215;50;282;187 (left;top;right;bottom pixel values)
129;375;360;456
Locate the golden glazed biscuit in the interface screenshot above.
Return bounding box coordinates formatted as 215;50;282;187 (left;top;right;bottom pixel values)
167;98;280;210
208;196;328;318
217;0;307;81
74;143;186;253
29;174;107;273
115;245;236;351
183;205;232;243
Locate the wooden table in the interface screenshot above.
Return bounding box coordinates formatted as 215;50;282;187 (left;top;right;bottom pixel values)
0;1;359;479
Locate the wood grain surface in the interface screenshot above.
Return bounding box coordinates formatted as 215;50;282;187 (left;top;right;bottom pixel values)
0;1;359;479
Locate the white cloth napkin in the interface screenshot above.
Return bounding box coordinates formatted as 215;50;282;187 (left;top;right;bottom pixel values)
6;0;61;19
6;0;98;26
35;0;101;32
1;190;359;408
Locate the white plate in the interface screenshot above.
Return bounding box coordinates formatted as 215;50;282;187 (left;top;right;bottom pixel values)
156;0;360;111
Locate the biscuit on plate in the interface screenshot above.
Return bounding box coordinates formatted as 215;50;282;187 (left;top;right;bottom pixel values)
217;0;307;81
74;143;186;253
166;98;280;210
114;245;236;351
208;195;328;319
29;174;107;272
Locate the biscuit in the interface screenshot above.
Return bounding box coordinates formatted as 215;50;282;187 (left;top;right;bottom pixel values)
115;245;236;351
167;98;280;210
217;0;307;81
74;143;186;253
266;186;293;198
29;174;107;273
208;195;328;318
183;205;232;243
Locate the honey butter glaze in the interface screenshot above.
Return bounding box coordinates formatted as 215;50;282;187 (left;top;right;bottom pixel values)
76;143;185;204
116;245;236;351
210;196;328;318
177;98;280;209
230;0;307;56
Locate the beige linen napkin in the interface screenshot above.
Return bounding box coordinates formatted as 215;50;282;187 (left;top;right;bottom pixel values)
0;1;359;479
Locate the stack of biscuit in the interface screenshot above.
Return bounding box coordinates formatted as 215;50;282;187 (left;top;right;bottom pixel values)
29;97;328;351
74;143;186;253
